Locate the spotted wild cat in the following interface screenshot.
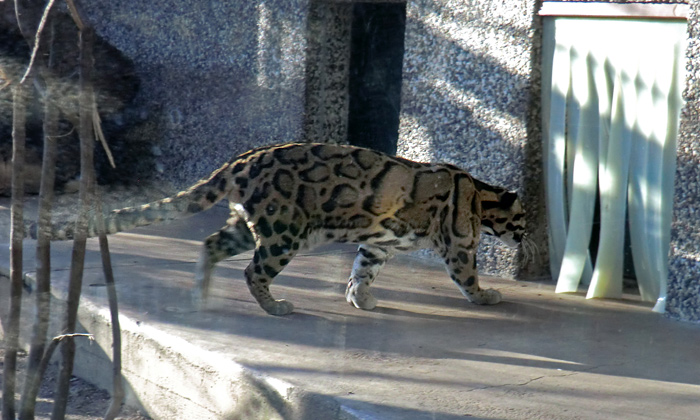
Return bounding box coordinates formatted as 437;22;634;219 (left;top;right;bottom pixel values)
36;143;526;315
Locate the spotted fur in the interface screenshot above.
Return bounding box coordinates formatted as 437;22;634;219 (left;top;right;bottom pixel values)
39;143;526;315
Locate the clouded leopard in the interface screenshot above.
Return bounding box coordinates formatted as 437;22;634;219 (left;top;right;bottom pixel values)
38;142;526;315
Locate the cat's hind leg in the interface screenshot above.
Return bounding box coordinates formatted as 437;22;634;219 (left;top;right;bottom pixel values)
346;245;391;310
245;241;300;316
193;215;255;304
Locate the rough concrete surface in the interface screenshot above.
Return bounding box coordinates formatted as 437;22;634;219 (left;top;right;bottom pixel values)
79;0;309;189
1;204;700;419
398;0;546;281
668;0;700;322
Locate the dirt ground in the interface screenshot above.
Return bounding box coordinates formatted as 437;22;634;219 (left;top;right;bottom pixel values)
0;347;151;420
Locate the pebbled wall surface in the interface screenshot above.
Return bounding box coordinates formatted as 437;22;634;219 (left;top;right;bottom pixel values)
82;1;310;188
76;0;700;319
397;0;547;279
669;0;700;322
79;0;548;281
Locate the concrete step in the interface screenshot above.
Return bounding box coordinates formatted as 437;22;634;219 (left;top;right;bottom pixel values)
2;205;700;419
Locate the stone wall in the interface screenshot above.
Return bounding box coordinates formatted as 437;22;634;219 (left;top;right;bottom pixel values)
77;0;548;280
669;0;700;323
397;0;547;279
75;0;700;315
303;1;353;145
82;1;310;189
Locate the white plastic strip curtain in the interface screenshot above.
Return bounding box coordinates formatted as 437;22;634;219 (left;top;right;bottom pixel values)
541;17;686;312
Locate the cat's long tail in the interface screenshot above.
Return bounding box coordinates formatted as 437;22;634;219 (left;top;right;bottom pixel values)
27;161;236;241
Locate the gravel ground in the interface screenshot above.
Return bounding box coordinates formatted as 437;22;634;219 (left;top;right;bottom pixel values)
0;347;150;420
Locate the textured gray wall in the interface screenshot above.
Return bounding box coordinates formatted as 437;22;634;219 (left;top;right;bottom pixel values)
82;1;310;188
303;1;353;145
77;0;700;319
397;0;547;279
79;0;548;281
669;0;700;322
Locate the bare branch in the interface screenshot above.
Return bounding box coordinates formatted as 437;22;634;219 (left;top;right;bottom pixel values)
93;100;116;168
53;333;94;342
13;0;46;44
20;0;58;84
64;0;85;30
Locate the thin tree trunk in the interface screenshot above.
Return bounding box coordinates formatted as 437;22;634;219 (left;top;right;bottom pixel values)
2;74;28;420
96;209;124;420
19;16;58;420
51;25;96;420
3;4;34;416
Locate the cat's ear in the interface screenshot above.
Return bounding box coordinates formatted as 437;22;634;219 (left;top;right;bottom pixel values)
499;191;519;209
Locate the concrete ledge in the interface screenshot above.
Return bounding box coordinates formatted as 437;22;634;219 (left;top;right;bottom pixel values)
72;298;350;419
3;206;700;419
2;271;361;420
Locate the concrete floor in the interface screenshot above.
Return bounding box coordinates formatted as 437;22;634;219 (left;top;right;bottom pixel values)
2;203;700;419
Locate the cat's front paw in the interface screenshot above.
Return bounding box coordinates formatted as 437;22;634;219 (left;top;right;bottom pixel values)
346;285;378;310
261;299;295;316
470;288;502;305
